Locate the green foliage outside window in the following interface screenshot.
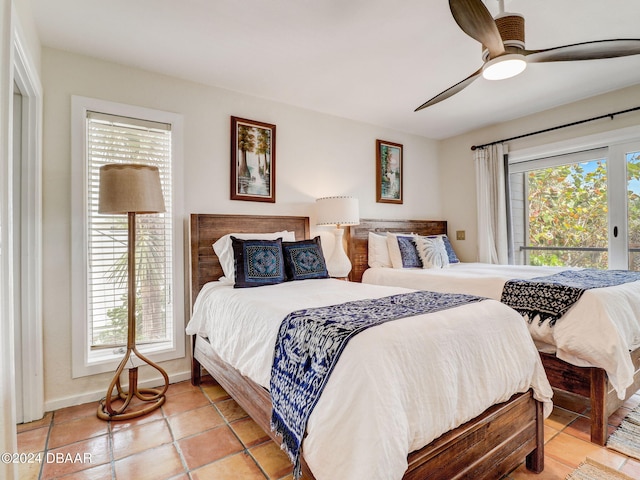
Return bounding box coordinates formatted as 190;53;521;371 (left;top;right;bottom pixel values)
526;153;640;269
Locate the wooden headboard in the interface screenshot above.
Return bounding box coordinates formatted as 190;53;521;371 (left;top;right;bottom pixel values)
347;218;448;283
190;214;310;306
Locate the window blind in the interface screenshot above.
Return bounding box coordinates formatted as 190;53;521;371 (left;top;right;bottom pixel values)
86;111;173;350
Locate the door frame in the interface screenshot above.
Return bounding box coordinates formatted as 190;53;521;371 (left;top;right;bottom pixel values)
12;20;43;423
608;141;640;270
1;1;17;476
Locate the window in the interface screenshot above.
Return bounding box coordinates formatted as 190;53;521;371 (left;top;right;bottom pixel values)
72;97;184;377
508;132;640;271
509;148;609;268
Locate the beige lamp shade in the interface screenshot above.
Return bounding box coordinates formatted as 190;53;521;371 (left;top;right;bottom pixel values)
99;163;166;214
315;196;359;227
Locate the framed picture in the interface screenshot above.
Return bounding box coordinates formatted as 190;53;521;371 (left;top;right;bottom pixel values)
376;139;403;204
231;116;276;202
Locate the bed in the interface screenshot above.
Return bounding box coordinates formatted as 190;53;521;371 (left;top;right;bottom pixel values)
188;213;551;480
349;218;640;445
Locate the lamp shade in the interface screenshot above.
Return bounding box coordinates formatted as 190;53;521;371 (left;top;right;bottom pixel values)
99;164;165;214
316;196;359;227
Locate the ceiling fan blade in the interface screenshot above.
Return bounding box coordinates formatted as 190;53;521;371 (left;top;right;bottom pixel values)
449;0;505;59
526;39;640;63
415;68;483;111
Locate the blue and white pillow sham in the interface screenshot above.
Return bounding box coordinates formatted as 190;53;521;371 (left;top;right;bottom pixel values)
231;237;286;288
282;237;329;281
230;236;329;287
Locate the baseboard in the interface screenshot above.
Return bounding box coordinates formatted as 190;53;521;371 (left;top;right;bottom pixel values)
43;370;192;413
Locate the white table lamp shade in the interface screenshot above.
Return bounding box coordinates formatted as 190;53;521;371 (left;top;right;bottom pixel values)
99;163;165;214
316;196;359;227
315;196;359;278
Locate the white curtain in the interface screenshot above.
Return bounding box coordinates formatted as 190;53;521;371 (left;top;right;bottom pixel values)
474;143;509;264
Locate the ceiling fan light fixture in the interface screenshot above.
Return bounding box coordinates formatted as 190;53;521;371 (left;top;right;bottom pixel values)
415;0;640;111
482;53;527;80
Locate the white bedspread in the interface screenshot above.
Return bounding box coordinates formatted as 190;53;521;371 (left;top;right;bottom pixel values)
186;278;552;480
363;263;640;399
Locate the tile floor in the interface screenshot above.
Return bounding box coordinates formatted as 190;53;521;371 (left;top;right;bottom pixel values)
15;377;640;480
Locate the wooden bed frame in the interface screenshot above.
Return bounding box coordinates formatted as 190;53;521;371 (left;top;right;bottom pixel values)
189;213;544;479
348;218;640;446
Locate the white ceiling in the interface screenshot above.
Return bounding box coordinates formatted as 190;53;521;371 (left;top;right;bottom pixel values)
31;0;640;139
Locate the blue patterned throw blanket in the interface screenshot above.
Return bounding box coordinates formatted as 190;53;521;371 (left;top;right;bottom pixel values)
269;290;485;479
501;269;640;327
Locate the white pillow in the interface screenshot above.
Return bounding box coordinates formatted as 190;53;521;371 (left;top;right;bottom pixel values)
368;232;392;268
213;231;296;283
414;235;449;269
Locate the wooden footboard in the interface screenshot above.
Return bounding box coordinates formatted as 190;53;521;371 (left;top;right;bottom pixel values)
192;335;543;480
540;348;640;445
404;390;543;480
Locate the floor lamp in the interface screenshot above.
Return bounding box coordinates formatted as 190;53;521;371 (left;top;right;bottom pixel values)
316;196;360;278
97;163;170;421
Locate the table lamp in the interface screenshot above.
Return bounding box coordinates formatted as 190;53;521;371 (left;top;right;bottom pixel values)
316;196;360;278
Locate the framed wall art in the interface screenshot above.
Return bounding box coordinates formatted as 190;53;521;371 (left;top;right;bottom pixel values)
230;116;276;202
376;139;403;204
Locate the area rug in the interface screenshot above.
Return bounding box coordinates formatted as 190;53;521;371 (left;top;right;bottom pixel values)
606;403;640;460
566;458;635;480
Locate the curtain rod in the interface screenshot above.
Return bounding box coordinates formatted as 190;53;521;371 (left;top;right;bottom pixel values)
470;105;640;151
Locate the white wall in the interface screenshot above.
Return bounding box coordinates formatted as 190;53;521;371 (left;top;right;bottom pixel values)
439;83;640;262
41;47;441;410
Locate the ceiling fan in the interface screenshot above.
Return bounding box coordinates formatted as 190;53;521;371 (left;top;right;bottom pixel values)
415;0;640;111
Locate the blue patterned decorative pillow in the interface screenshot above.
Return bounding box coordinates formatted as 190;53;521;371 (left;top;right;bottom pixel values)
441;235;460;264
282;237;329;281
396;235;423;268
231;237;285;288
